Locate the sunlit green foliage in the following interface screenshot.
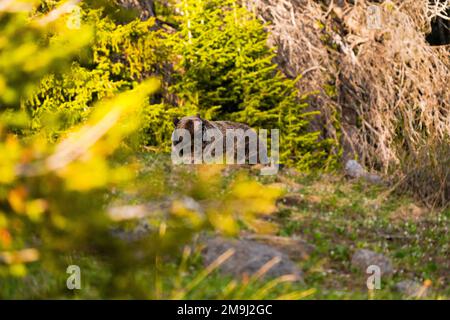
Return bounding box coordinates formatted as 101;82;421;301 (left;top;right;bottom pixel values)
25;2;169;142
168;0;335;169
26;0;335;168
0;0;286;298
0;1;92;109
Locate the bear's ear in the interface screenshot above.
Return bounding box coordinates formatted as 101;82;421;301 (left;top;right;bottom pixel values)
195;113;201;119
173;117;180;126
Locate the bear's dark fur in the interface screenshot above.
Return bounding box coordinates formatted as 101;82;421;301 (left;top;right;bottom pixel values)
172;115;267;164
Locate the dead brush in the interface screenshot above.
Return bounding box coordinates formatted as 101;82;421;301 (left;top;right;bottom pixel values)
401;143;450;208
248;0;450;207
246;0;341;150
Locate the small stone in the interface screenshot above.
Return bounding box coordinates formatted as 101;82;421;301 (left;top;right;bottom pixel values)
394;280;430;298
365;173;383;185
345;160;383;184
351;249;394;276
345;160;366;179
202;237;303;281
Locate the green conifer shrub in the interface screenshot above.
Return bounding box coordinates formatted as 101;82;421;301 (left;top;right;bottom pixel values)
28;0;336;169
26;3;170;144
168;0;334;169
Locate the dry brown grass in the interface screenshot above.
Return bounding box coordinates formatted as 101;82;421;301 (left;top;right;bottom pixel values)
248;0;450;206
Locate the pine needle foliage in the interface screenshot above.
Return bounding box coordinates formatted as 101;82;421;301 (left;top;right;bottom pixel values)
26;3;168;142
27;0;335;169
169;0;333;169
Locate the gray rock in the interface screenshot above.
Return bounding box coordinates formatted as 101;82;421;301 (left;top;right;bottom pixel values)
345;160;366;179
241;234;315;261
365;173;383;185
345;160;383;184
351;249;394;276
202;237;303;281
394;280;430;298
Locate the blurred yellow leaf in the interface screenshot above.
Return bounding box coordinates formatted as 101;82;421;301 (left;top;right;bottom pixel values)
0;135;21;184
51;214;68;230
0;213;7;228
0;162;15;184
209;210;238;235
9;264;27;277
0;228;12;249
60;157;108;191
8;186;27;213
25;199;48;221
197;164;223;182
171;200;204;228
231;180;284;200
244;218;278;234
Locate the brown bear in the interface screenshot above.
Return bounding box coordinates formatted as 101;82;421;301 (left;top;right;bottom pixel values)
172;114;268;165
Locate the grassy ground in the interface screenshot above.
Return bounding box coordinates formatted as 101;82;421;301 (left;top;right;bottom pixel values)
263;171;449;299
174;169;449;299
1;157;448;299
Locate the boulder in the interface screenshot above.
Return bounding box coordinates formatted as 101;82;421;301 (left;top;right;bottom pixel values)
345;160;383;184
202;237;303;281
345;160;366;179
241;234;315;261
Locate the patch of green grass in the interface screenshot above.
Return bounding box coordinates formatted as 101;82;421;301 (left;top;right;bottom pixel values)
275;172;449;298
